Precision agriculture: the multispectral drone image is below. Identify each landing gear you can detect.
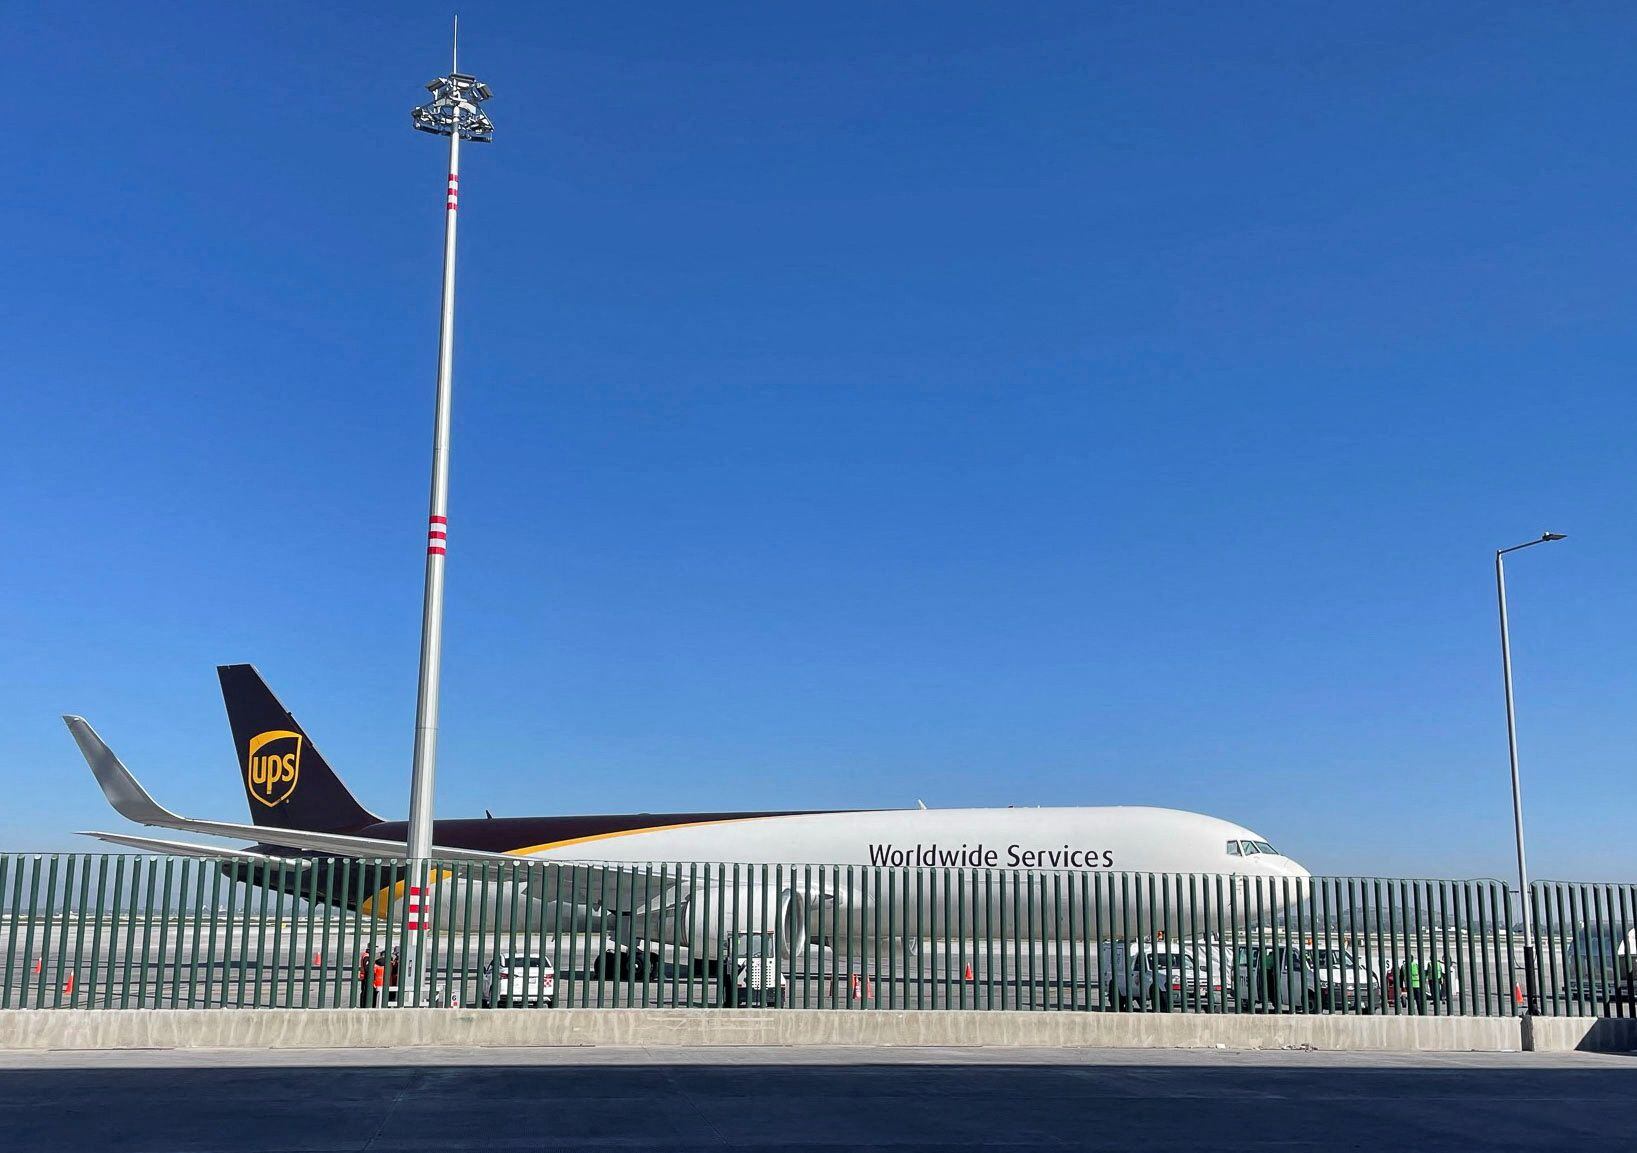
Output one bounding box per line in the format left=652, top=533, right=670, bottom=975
left=594, top=949, right=647, bottom=979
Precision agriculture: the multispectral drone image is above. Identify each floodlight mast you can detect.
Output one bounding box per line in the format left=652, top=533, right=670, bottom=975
left=402, top=25, right=494, bottom=1005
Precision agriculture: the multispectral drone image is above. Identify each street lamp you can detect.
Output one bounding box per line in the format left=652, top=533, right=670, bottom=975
left=1495, top=531, right=1566, bottom=1015
left=401, top=23, right=495, bottom=1004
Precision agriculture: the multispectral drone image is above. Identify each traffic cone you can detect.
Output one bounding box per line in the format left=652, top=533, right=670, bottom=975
left=62, top=974, right=75, bottom=997
left=1513, top=983, right=1525, bottom=1008
left=312, top=951, right=323, bottom=966
left=963, top=963, right=974, bottom=982
left=850, top=973, right=862, bottom=1001
left=31, top=958, right=41, bottom=975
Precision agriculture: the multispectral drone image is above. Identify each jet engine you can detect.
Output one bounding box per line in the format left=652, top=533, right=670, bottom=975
left=652, top=882, right=809, bottom=965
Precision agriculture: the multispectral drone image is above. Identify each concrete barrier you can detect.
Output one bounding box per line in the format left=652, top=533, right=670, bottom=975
left=0, top=1008, right=1522, bottom=1053
left=1522, top=1015, right=1637, bottom=1054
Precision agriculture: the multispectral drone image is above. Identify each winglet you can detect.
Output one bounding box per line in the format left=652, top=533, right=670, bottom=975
left=61, top=714, right=511, bottom=864
left=62, top=716, right=181, bottom=827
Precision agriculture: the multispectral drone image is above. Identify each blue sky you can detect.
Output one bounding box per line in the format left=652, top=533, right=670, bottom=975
left=4, top=3, right=1633, bottom=879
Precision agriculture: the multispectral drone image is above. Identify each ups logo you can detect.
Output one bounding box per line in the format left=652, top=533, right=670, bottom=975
left=246, top=729, right=302, bottom=807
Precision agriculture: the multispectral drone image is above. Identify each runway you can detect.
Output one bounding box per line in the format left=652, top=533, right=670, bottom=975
left=0, top=1045, right=1628, bottom=1151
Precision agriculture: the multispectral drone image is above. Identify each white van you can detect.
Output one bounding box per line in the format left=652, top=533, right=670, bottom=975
left=1184, top=938, right=1241, bottom=1007
left=1241, top=945, right=1383, bottom=1013
left=1099, top=940, right=1224, bottom=1011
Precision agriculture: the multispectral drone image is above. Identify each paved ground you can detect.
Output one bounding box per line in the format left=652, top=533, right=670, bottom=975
left=0, top=1045, right=1629, bottom=1151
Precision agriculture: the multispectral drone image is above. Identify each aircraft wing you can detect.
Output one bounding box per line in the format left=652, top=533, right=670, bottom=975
left=77, top=830, right=289, bottom=861
left=522, top=860, right=690, bottom=911
left=65, top=716, right=795, bottom=931
left=64, top=716, right=516, bottom=865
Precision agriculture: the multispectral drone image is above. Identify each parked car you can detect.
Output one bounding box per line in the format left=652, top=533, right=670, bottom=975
left=1100, top=940, right=1226, bottom=1011
left=719, top=932, right=787, bottom=1007
left=480, top=954, right=556, bottom=1008
left=1561, top=926, right=1637, bottom=1006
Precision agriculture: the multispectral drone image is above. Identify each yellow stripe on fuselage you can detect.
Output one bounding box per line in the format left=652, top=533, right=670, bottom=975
left=360, top=868, right=453, bottom=920
left=501, top=815, right=778, bottom=859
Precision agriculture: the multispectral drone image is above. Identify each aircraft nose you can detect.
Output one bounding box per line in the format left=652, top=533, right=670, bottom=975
left=1243, top=847, right=1306, bottom=877
left=1252, top=856, right=1312, bottom=904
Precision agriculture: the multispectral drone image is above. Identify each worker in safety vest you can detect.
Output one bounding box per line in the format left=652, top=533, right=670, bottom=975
left=1404, top=959, right=1425, bottom=1015
left=1422, top=958, right=1446, bottom=1011
left=357, top=945, right=374, bottom=1008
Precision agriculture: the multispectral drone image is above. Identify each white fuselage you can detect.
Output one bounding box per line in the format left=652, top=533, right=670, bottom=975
left=417, top=806, right=1311, bottom=948
left=514, top=805, right=1308, bottom=882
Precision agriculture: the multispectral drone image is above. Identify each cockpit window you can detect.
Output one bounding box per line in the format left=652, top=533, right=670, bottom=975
left=1240, top=840, right=1260, bottom=855
left=1226, top=840, right=1242, bottom=857
left=1253, top=841, right=1277, bottom=856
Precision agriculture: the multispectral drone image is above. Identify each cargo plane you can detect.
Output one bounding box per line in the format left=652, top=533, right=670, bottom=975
left=66, top=665, right=1311, bottom=964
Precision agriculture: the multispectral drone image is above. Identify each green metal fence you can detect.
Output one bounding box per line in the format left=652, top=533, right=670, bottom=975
left=1530, top=880, right=1637, bottom=1018
left=0, top=853, right=1629, bottom=1017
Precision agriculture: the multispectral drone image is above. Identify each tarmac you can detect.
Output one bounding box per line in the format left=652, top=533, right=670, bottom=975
left=0, top=1044, right=1630, bottom=1152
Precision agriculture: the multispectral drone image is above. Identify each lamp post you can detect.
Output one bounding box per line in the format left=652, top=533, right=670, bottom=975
left=1495, top=531, right=1566, bottom=1016
left=401, top=26, right=494, bottom=1004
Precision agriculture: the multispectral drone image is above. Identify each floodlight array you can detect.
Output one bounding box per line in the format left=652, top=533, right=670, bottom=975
left=412, top=73, right=495, bottom=142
